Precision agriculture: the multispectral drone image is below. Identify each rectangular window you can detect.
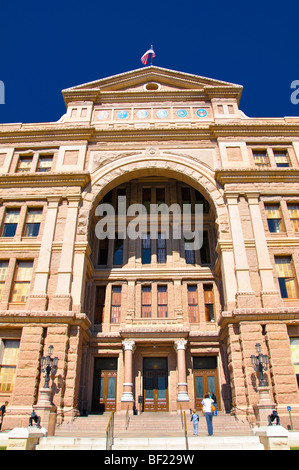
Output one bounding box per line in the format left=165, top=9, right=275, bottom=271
left=116, top=188, right=126, bottom=214
left=142, top=286, right=151, bottom=318
left=185, top=238, right=195, bottom=264
left=156, top=188, right=165, bottom=206
left=111, top=286, right=121, bottom=323
left=2, top=209, right=20, bottom=237
left=11, top=261, right=33, bottom=303
left=275, top=256, right=298, bottom=299
left=181, top=187, right=191, bottom=208
left=142, top=188, right=151, bottom=214
left=157, top=233, right=166, bottom=264
left=157, top=286, right=167, bottom=318
left=113, top=234, right=123, bottom=265
left=288, top=204, right=299, bottom=233
left=0, top=340, right=20, bottom=393
left=204, top=285, right=215, bottom=322
left=94, top=286, right=106, bottom=325
left=142, top=233, right=151, bottom=264
left=265, top=204, right=283, bottom=233
left=195, top=190, right=210, bottom=213
left=187, top=285, right=199, bottom=323
left=274, top=150, right=290, bottom=168
left=0, top=261, right=8, bottom=301
left=98, top=238, right=108, bottom=265
left=16, top=156, right=32, bottom=173
left=37, top=155, right=53, bottom=172
left=253, top=150, right=270, bottom=168
left=200, top=231, right=211, bottom=264
left=24, top=209, right=42, bottom=237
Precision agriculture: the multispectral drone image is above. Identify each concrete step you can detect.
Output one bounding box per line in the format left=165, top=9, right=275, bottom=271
left=36, top=435, right=264, bottom=451
left=36, top=436, right=106, bottom=450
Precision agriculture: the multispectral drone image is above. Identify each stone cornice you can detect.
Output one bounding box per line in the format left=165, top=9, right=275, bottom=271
left=218, top=307, right=299, bottom=329
left=0, top=171, right=91, bottom=189
left=0, top=310, right=91, bottom=330
left=0, top=124, right=93, bottom=144
left=215, top=168, right=299, bottom=185
left=211, top=121, right=299, bottom=137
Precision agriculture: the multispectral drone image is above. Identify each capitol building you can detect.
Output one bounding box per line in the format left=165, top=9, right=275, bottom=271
left=0, top=66, right=298, bottom=430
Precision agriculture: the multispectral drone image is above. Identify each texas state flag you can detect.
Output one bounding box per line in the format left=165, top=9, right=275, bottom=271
left=141, top=47, right=156, bottom=65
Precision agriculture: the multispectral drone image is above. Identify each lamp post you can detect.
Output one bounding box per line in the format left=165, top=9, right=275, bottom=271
left=41, top=345, right=58, bottom=389
left=250, top=343, right=269, bottom=387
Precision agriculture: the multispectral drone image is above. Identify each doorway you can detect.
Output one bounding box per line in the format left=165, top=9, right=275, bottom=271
left=143, top=357, right=169, bottom=412
left=92, top=357, right=117, bottom=413
left=193, top=356, right=221, bottom=411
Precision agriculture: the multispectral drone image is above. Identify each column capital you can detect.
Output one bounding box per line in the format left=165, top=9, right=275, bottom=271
left=174, top=339, right=187, bottom=352
left=122, top=340, right=136, bottom=352
left=246, top=192, right=260, bottom=204
left=46, top=196, right=62, bottom=207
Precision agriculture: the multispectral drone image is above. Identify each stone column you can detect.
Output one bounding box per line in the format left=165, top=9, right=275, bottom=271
left=247, top=193, right=282, bottom=308
left=3, top=326, right=44, bottom=430
left=265, top=323, right=299, bottom=407
left=226, top=194, right=256, bottom=308
left=49, top=195, right=80, bottom=311
left=27, top=197, right=61, bottom=310
left=121, top=340, right=136, bottom=410
left=174, top=339, right=190, bottom=408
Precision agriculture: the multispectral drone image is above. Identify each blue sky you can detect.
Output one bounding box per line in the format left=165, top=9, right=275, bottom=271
left=0, top=0, right=299, bottom=123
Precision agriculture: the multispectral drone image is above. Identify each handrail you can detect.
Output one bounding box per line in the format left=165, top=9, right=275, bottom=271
left=183, top=411, right=189, bottom=451
left=179, top=406, right=189, bottom=450
left=230, top=406, right=256, bottom=427
left=56, top=404, right=79, bottom=427
left=106, top=411, right=115, bottom=450
left=125, top=405, right=130, bottom=430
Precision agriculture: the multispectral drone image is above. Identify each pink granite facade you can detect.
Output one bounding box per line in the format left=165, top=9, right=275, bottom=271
left=0, top=67, right=298, bottom=429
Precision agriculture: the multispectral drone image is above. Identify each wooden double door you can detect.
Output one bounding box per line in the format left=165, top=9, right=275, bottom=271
left=143, top=358, right=169, bottom=412
left=194, top=369, right=220, bottom=411
left=92, top=358, right=117, bottom=413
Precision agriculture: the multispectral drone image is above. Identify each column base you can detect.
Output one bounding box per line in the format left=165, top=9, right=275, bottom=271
left=121, top=392, right=134, bottom=402
left=26, top=293, right=48, bottom=311
left=236, top=291, right=257, bottom=308
left=177, top=392, right=190, bottom=402
left=48, top=294, right=72, bottom=311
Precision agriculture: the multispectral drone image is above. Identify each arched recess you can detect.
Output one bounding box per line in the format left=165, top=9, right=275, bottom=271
left=79, top=153, right=229, bottom=239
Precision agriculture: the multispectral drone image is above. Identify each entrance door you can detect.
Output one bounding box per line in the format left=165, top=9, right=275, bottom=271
left=143, top=358, right=168, bottom=412
left=193, top=357, right=220, bottom=411
left=92, top=358, right=117, bottom=413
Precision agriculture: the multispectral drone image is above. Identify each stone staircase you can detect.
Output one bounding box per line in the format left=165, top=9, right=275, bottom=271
left=36, top=411, right=264, bottom=450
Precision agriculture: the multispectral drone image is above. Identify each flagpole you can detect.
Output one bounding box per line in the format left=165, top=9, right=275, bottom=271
left=150, top=45, right=153, bottom=65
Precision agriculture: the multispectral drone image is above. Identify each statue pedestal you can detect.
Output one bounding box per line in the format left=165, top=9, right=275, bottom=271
left=7, top=426, right=47, bottom=451
left=254, top=425, right=290, bottom=450
left=253, top=386, right=275, bottom=427
left=33, top=388, right=57, bottom=436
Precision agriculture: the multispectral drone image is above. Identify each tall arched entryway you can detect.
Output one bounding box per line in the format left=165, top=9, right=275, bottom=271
left=78, top=157, right=231, bottom=413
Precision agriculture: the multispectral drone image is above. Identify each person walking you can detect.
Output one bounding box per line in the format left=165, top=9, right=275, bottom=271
left=0, top=401, right=8, bottom=431
left=190, top=409, right=199, bottom=436
left=202, top=393, right=214, bottom=436
left=211, top=393, right=217, bottom=416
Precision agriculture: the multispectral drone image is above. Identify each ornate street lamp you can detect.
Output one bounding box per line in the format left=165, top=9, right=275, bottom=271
left=250, top=343, right=269, bottom=387
left=41, top=345, right=59, bottom=389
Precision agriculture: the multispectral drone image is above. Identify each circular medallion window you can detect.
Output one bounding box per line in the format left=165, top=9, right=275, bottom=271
left=144, top=82, right=160, bottom=91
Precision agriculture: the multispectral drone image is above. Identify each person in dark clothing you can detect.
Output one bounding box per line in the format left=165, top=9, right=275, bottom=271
left=29, top=411, right=41, bottom=428
left=0, top=401, right=8, bottom=431
left=268, top=410, right=280, bottom=426
left=211, top=393, right=217, bottom=416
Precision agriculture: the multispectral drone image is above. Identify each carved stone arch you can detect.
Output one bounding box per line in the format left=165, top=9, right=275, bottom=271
left=79, top=154, right=229, bottom=238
